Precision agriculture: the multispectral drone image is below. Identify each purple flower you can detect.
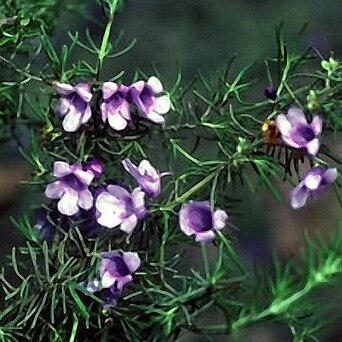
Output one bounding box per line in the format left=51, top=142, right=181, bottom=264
left=275, top=107, right=322, bottom=155
left=128, top=76, right=171, bottom=124
left=121, top=158, right=169, bottom=198
left=95, top=185, right=146, bottom=233
left=84, top=157, right=103, bottom=180
left=45, top=161, right=95, bottom=216
left=55, top=82, right=93, bottom=132
left=179, top=201, right=228, bottom=242
left=85, top=250, right=141, bottom=305
left=100, top=82, right=131, bottom=130
left=291, top=166, right=338, bottom=209
left=264, top=85, right=277, bottom=100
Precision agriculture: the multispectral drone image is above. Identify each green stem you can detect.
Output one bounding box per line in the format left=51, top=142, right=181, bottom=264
left=97, top=0, right=118, bottom=75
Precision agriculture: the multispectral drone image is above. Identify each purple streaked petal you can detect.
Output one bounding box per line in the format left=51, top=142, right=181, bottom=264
left=74, top=83, right=92, bottom=102
left=102, top=82, right=118, bottom=100
left=57, top=189, right=79, bottom=216
left=45, top=181, right=65, bottom=199
left=73, top=168, right=94, bottom=186
left=195, top=230, right=216, bottom=242
left=53, top=161, right=71, bottom=178
left=290, top=185, right=309, bottom=209
left=122, top=252, right=141, bottom=273
left=107, top=185, right=131, bottom=201
left=323, top=168, right=338, bottom=183
left=286, top=107, right=307, bottom=126
left=78, top=189, right=93, bottom=210
left=120, top=214, right=138, bottom=233
left=122, top=158, right=140, bottom=179
left=116, top=275, right=133, bottom=291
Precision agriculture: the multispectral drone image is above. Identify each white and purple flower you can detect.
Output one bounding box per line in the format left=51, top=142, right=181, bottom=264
left=122, top=158, right=169, bottom=198
left=45, top=161, right=95, bottom=216
left=95, top=185, right=146, bottom=233
left=275, top=107, right=322, bottom=155
left=55, top=82, right=93, bottom=132
left=100, top=82, right=131, bottom=130
left=128, top=76, right=171, bottom=124
left=179, top=201, right=228, bottom=242
left=291, top=166, right=338, bottom=209
left=85, top=250, right=141, bottom=307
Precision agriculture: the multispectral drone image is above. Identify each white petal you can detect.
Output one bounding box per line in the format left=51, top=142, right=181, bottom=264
left=78, top=189, right=93, bottom=210
left=62, top=111, right=82, bottom=132
left=58, top=190, right=79, bottom=216
left=146, top=111, right=165, bottom=124
left=55, top=82, right=73, bottom=94
left=75, top=84, right=92, bottom=102
left=291, top=186, right=309, bottom=209
left=102, top=82, right=118, bottom=100
left=97, top=212, right=122, bottom=228
left=120, top=215, right=138, bottom=233
left=304, top=174, right=322, bottom=190
left=101, top=271, right=116, bottom=288
left=147, top=76, right=163, bottom=93
left=139, top=160, right=158, bottom=178
left=286, top=107, right=307, bottom=125
left=95, top=192, right=118, bottom=213
left=132, top=188, right=145, bottom=209
left=195, top=231, right=215, bottom=242
left=275, top=114, right=292, bottom=135
left=154, top=95, right=171, bottom=114
left=306, top=138, right=320, bottom=155
left=81, top=106, right=92, bottom=125
left=213, top=209, right=228, bottom=230
left=311, top=115, right=323, bottom=135
left=108, top=111, right=128, bottom=131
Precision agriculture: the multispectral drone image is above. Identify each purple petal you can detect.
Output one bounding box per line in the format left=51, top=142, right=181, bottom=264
left=45, top=181, right=65, bottom=199
left=311, top=115, right=323, bottom=135
left=102, top=82, right=118, bottom=100
left=122, top=252, right=141, bottom=273
left=286, top=107, right=307, bottom=126
left=53, top=161, right=71, bottom=178
left=78, top=189, right=93, bottom=210
left=275, top=114, right=292, bottom=136
left=213, top=209, right=228, bottom=230
left=323, top=168, right=338, bottom=183
left=120, top=214, right=138, bottom=233
left=290, top=185, right=309, bottom=209
left=116, top=275, right=133, bottom=291
left=195, top=230, right=216, bottom=242
left=107, top=185, right=131, bottom=201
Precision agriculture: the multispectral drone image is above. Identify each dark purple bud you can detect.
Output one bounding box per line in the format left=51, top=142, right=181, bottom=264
left=264, top=86, right=277, bottom=100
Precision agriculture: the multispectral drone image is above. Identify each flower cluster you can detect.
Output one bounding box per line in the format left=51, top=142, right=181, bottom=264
left=275, top=107, right=338, bottom=208
left=55, top=77, right=171, bottom=132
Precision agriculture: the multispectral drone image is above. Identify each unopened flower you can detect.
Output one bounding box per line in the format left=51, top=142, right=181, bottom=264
left=84, top=157, right=103, bottom=180
left=45, top=161, right=94, bottom=216
left=84, top=251, right=141, bottom=307
left=55, top=82, right=93, bottom=132
left=264, top=85, right=277, bottom=100
left=291, top=166, right=338, bottom=209
left=101, top=82, right=131, bottom=130
left=122, top=158, right=169, bottom=198
left=275, top=107, right=322, bottom=155
left=95, top=185, right=146, bottom=233
left=179, top=201, right=228, bottom=242
left=128, top=76, right=171, bottom=124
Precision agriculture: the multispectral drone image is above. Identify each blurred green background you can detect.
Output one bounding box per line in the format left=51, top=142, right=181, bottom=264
left=1, top=0, right=342, bottom=340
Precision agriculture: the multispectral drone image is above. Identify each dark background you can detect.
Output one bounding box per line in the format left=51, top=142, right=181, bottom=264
left=1, top=1, right=342, bottom=340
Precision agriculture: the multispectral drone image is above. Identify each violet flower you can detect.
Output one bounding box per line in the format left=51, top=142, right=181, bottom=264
left=121, top=158, right=169, bottom=198
left=179, top=201, right=228, bottom=242
left=275, top=107, right=322, bottom=155
left=291, top=166, right=338, bottom=209
left=45, top=161, right=94, bottom=216
left=128, top=76, right=171, bottom=124
left=95, top=185, right=146, bottom=233
left=85, top=250, right=141, bottom=295
left=55, top=82, right=93, bottom=132
left=100, top=82, right=131, bottom=130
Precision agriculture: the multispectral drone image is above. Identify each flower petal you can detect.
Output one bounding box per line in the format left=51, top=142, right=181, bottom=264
left=275, top=114, right=292, bottom=136
left=195, top=230, right=215, bottom=242
left=323, top=168, right=338, bottom=183
left=290, top=185, right=309, bottom=209
left=311, top=115, right=323, bottom=135
left=101, top=271, right=116, bottom=288
left=213, top=209, right=228, bottom=230
left=58, top=190, right=79, bottom=216
left=108, top=111, right=129, bottom=130
left=102, top=82, right=118, bottom=100
left=120, top=215, right=138, bottom=233
left=45, top=181, right=65, bottom=199
left=78, top=189, right=93, bottom=210
left=53, top=161, right=71, bottom=177
left=147, top=76, right=163, bottom=93
left=154, top=95, right=171, bottom=114
left=62, top=111, right=82, bottom=132
left=304, top=174, right=322, bottom=190
left=123, top=252, right=141, bottom=273
left=306, top=138, right=320, bottom=155
left=97, top=212, right=122, bottom=228
left=286, top=107, right=307, bottom=125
